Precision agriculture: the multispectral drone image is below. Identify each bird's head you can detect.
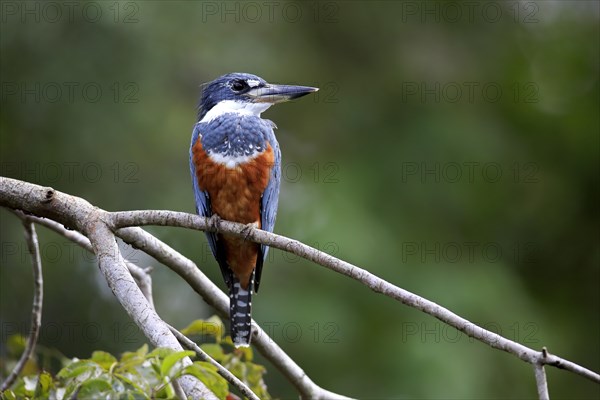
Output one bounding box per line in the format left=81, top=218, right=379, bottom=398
left=198, top=72, right=318, bottom=122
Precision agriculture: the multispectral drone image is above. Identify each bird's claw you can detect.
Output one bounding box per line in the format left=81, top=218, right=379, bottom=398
left=241, top=222, right=257, bottom=241
left=208, top=214, right=221, bottom=231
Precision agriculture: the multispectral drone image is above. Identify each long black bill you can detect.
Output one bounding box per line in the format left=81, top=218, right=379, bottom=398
left=248, top=84, right=319, bottom=103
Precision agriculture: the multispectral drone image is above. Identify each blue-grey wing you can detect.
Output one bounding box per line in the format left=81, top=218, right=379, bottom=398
left=255, top=134, right=281, bottom=292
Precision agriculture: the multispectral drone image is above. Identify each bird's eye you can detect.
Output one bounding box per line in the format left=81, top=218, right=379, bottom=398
left=231, top=80, right=247, bottom=92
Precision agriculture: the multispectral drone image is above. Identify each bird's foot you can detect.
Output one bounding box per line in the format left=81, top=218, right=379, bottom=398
left=208, top=214, right=222, bottom=232
left=241, top=222, right=258, bottom=241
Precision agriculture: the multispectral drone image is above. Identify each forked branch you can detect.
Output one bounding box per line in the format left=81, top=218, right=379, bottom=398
left=110, top=209, right=600, bottom=386
left=1, top=177, right=598, bottom=400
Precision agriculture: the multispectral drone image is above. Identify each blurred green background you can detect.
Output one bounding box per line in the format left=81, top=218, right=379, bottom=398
left=1, top=1, right=599, bottom=398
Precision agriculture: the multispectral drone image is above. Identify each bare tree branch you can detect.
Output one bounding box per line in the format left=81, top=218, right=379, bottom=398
left=171, top=380, right=187, bottom=400
left=1, top=217, right=43, bottom=391
left=0, top=179, right=216, bottom=399
left=0, top=178, right=347, bottom=399
left=534, top=363, right=550, bottom=400
left=4, top=211, right=260, bottom=399
left=108, top=209, right=600, bottom=385
left=167, top=324, right=260, bottom=400
left=25, top=215, right=156, bottom=309
left=84, top=220, right=216, bottom=399
left=14, top=213, right=344, bottom=399
left=115, top=226, right=353, bottom=399
left=539, top=349, right=600, bottom=383
left=534, top=347, right=550, bottom=399
left=1, top=177, right=599, bottom=398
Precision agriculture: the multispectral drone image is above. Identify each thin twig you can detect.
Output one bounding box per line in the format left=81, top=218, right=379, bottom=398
left=26, top=218, right=181, bottom=398
left=20, top=213, right=345, bottom=398
left=116, top=226, right=352, bottom=400
left=0, top=181, right=217, bottom=400
left=1, top=178, right=598, bottom=398
left=24, top=215, right=155, bottom=310
left=108, top=209, right=600, bottom=385
left=171, top=380, right=187, bottom=400
left=85, top=220, right=217, bottom=400
left=1, top=218, right=44, bottom=391
left=167, top=324, right=261, bottom=400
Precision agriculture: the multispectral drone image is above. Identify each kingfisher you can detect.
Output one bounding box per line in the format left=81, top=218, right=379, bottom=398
left=189, top=73, right=318, bottom=347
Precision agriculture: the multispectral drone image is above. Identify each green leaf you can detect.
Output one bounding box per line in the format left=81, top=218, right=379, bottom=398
left=34, top=371, right=53, bottom=397
left=147, top=347, right=174, bottom=359
left=1, top=390, right=17, bottom=400
left=0, top=390, right=17, bottom=400
left=245, top=362, right=266, bottom=383
left=121, top=343, right=149, bottom=363
left=56, top=360, right=100, bottom=379
left=10, top=378, right=32, bottom=397
left=153, top=378, right=176, bottom=399
left=119, top=344, right=149, bottom=372
left=6, top=334, right=26, bottom=356
left=245, top=362, right=270, bottom=399
left=150, top=360, right=162, bottom=377
left=181, top=316, right=225, bottom=342
left=160, top=350, right=195, bottom=378
left=113, top=373, right=150, bottom=398
left=77, top=378, right=113, bottom=397
left=0, top=339, right=272, bottom=399
left=200, top=343, right=225, bottom=362
left=222, top=335, right=234, bottom=347
left=91, top=350, right=118, bottom=370
left=235, top=345, right=253, bottom=362
left=228, top=359, right=245, bottom=382
left=182, top=362, right=228, bottom=399
left=205, top=315, right=225, bottom=341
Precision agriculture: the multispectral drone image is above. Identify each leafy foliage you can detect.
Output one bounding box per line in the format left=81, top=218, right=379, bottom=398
left=181, top=315, right=271, bottom=399
left=1, top=316, right=270, bottom=399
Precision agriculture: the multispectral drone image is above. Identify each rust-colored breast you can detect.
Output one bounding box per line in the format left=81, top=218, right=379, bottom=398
left=192, top=138, right=275, bottom=288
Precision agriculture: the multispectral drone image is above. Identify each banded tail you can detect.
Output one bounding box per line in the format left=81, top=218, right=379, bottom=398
left=230, top=276, right=253, bottom=347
